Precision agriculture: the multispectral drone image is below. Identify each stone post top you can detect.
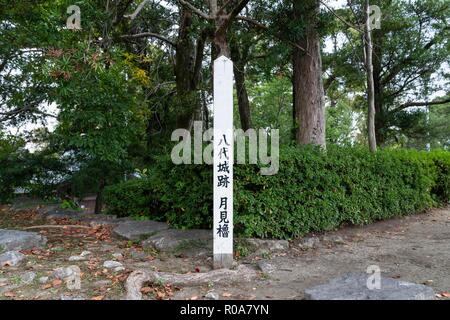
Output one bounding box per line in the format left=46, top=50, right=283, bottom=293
left=214, top=55, right=232, bottom=63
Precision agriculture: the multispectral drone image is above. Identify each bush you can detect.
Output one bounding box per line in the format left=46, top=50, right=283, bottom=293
left=104, top=146, right=450, bottom=239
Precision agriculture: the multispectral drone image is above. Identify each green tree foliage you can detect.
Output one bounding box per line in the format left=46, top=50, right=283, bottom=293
left=324, top=0, right=450, bottom=146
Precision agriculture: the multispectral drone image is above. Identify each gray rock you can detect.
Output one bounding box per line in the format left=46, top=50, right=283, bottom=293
left=54, top=265, right=81, bottom=290
left=103, top=260, right=124, bottom=272
left=36, top=204, right=59, bottom=216
left=0, top=277, right=8, bottom=285
left=257, top=261, right=276, bottom=274
left=68, top=255, right=86, bottom=262
left=142, top=229, right=211, bottom=252
left=242, top=238, right=289, bottom=255
left=60, top=294, right=86, bottom=300
left=130, top=249, right=148, bottom=261
left=80, top=250, right=92, bottom=257
left=298, top=236, right=320, bottom=250
left=68, top=250, right=92, bottom=261
left=205, top=291, right=219, bottom=300
left=89, top=220, right=117, bottom=227
left=20, top=271, right=36, bottom=284
left=322, top=235, right=345, bottom=244
left=39, top=276, right=49, bottom=284
left=0, top=229, right=47, bottom=251
left=0, top=251, right=25, bottom=267
left=113, top=220, right=169, bottom=240
left=304, top=273, right=435, bottom=300
left=53, top=265, right=80, bottom=279
left=45, top=209, right=83, bottom=219
left=112, top=252, right=124, bottom=260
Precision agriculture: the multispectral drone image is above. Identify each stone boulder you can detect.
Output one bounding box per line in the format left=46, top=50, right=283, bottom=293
left=142, top=229, right=211, bottom=252
left=240, top=238, right=289, bottom=256
left=304, top=273, right=435, bottom=300
left=0, top=229, right=47, bottom=251
left=0, top=251, right=25, bottom=267
left=113, top=220, right=169, bottom=240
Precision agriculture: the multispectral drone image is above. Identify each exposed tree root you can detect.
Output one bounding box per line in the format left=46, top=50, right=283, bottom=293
left=23, top=225, right=91, bottom=230
left=125, top=264, right=257, bottom=300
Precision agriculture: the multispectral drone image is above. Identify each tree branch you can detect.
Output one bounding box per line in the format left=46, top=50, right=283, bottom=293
left=382, top=27, right=450, bottom=86
left=229, top=0, right=251, bottom=21
left=178, top=0, right=212, bottom=20
left=392, top=97, right=450, bottom=113
left=124, top=0, right=150, bottom=20
left=218, top=0, right=233, bottom=15
left=120, top=32, right=176, bottom=47
left=236, top=16, right=267, bottom=29
left=319, top=0, right=364, bottom=33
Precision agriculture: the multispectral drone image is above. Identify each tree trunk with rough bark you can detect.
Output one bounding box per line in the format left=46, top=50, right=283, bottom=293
left=364, top=0, right=377, bottom=152
left=292, top=0, right=326, bottom=148
left=94, top=178, right=105, bottom=214
left=372, top=29, right=385, bottom=147
left=231, top=40, right=252, bottom=130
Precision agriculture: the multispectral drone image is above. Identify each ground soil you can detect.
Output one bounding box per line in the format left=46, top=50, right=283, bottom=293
left=0, top=203, right=449, bottom=300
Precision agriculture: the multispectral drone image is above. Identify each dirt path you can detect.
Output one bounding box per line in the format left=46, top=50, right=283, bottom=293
left=235, top=206, right=450, bottom=300
left=0, top=205, right=449, bottom=300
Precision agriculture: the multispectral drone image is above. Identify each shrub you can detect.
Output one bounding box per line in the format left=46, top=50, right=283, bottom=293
left=104, top=146, right=450, bottom=239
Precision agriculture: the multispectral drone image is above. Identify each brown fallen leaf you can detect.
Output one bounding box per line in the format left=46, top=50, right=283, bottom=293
left=92, top=295, right=105, bottom=300
left=222, top=292, right=232, bottom=297
left=4, top=291, right=16, bottom=298
left=440, top=292, right=450, bottom=298
left=52, top=279, right=63, bottom=287
left=41, top=283, right=52, bottom=290
left=156, top=291, right=165, bottom=300
left=140, top=287, right=153, bottom=294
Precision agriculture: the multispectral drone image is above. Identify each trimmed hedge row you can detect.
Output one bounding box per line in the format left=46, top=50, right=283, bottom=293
left=103, top=146, right=449, bottom=239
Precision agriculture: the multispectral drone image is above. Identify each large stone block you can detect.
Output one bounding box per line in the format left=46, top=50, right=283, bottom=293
left=305, top=273, right=435, bottom=300
left=113, top=220, right=169, bottom=240
left=0, top=229, right=47, bottom=251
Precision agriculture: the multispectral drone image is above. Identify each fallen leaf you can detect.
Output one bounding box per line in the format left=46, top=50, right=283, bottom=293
left=41, top=283, right=52, bottom=290
left=92, top=295, right=105, bottom=300
left=52, top=279, right=63, bottom=287
left=4, top=291, right=16, bottom=298
left=195, top=267, right=200, bottom=273
left=222, top=292, right=232, bottom=297
left=440, top=292, right=450, bottom=298
left=156, top=291, right=165, bottom=300
left=190, top=296, right=198, bottom=300
left=140, top=287, right=152, bottom=294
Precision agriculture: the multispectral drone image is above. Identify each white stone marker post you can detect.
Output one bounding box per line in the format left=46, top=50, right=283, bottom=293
left=213, top=55, right=234, bottom=269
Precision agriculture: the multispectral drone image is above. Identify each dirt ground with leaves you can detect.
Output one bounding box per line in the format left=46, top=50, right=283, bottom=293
left=0, top=202, right=449, bottom=300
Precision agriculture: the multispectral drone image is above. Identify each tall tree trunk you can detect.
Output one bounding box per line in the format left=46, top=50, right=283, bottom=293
left=213, top=25, right=231, bottom=58
left=364, top=0, right=377, bottom=152
left=292, top=0, right=326, bottom=147
left=175, top=8, right=196, bottom=130
left=372, top=30, right=385, bottom=146
left=94, top=178, right=105, bottom=214
left=230, top=41, right=252, bottom=131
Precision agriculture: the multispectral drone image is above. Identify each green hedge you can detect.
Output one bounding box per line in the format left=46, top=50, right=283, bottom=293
left=104, top=146, right=450, bottom=239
